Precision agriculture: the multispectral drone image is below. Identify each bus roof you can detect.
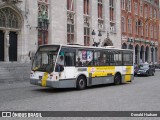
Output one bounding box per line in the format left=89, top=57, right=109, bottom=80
left=39, top=44, right=134, bottom=52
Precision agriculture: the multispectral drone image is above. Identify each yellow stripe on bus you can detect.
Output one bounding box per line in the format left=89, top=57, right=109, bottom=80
left=42, top=72, right=49, bottom=87
left=125, top=66, right=132, bottom=82
left=88, top=66, right=115, bottom=77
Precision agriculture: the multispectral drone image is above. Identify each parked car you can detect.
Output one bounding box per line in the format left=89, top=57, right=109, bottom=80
left=155, top=64, right=160, bottom=69
left=137, top=63, right=155, bottom=76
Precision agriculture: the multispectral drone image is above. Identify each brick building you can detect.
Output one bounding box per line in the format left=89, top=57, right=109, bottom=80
left=0, top=0, right=121, bottom=63
left=121, top=0, right=159, bottom=64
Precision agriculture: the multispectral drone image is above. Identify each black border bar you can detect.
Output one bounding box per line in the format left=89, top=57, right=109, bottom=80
left=0, top=111, right=160, bottom=117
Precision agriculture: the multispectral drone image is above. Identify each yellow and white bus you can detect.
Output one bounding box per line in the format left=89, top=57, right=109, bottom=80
left=30, top=44, right=134, bottom=90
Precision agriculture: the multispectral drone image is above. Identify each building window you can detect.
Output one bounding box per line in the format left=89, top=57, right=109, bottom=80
left=154, top=25, right=157, bottom=39
left=128, top=0, right=131, bottom=12
left=98, top=0, right=103, bottom=19
left=0, top=12, right=5, bottom=27
left=110, top=0, right=114, bottom=22
left=38, top=0, right=49, bottom=46
left=135, top=20, right=138, bottom=35
left=140, top=1, right=143, bottom=17
left=67, top=23, right=74, bottom=44
left=154, top=1, right=158, bottom=7
left=67, top=0, right=74, bottom=11
left=38, top=0, right=49, bottom=18
left=134, top=2, right=138, bottom=15
left=150, top=7, right=152, bottom=18
left=110, top=0, right=116, bottom=33
left=121, top=0, right=125, bottom=10
left=84, top=0, right=90, bottom=46
left=84, top=27, right=90, bottom=46
left=145, top=23, right=148, bottom=37
left=122, top=17, right=125, bottom=32
left=150, top=24, right=153, bottom=38
left=84, top=0, right=89, bottom=15
left=98, top=0, right=104, bottom=30
left=0, top=7, right=19, bottom=29
left=38, top=30, right=48, bottom=45
left=141, top=23, right=143, bottom=37
left=153, top=9, right=156, bottom=19
left=145, top=6, right=148, bottom=18
left=128, top=18, right=132, bottom=34
left=67, top=0, right=75, bottom=44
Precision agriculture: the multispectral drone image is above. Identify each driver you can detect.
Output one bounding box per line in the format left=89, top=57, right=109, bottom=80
left=57, top=56, right=64, bottom=66
left=57, top=56, right=64, bottom=72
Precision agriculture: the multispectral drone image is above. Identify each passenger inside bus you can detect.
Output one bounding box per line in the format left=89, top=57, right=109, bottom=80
left=95, top=57, right=101, bottom=66
left=58, top=56, right=64, bottom=65
left=76, top=57, right=82, bottom=66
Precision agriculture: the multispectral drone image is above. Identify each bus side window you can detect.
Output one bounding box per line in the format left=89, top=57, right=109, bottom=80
left=65, top=52, right=75, bottom=66
left=94, top=51, right=106, bottom=66
left=77, top=50, right=93, bottom=67
left=114, top=51, right=122, bottom=66
left=76, top=57, right=82, bottom=66
left=123, top=52, right=133, bottom=66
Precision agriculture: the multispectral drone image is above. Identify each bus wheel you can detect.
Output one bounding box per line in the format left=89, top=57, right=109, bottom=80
left=114, top=74, right=121, bottom=85
left=76, top=76, right=87, bottom=90
left=152, top=71, right=155, bottom=76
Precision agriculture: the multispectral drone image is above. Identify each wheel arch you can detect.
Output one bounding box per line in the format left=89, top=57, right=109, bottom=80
left=76, top=74, right=88, bottom=83
left=76, top=74, right=88, bottom=89
left=114, top=72, right=122, bottom=82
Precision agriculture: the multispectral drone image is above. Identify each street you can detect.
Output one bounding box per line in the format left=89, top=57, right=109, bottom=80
left=0, top=71, right=160, bottom=120
left=0, top=70, right=160, bottom=113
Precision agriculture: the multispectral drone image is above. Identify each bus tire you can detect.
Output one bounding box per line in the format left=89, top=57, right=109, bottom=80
left=76, top=76, right=87, bottom=90
left=152, top=71, right=155, bottom=76
left=114, top=73, right=121, bottom=85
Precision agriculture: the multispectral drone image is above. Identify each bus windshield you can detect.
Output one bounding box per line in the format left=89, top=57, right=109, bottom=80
left=32, top=45, right=60, bottom=73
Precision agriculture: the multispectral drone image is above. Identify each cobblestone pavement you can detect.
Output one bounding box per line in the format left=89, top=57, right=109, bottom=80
left=0, top=70, right=160, bottom=119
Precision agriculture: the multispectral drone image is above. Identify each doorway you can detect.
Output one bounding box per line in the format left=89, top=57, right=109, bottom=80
left=9, top=32, right=17, bottom=61
left=0, top=31, right=4, bottom=61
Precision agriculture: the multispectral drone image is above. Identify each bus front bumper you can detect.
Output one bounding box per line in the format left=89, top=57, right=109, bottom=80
left=30, top=79, right=76, bottom=88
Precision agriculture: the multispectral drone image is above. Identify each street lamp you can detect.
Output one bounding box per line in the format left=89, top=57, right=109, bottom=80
left=150, top=43, right=154, bottom=64
left=38, top=14, right=49, bottom=45
left=92, top=30, right=102, bottom=47
left=91, top=30, right=96, bottom=40
left=98, top=30, right=102, bottom=42
left=127, top=38, right=133, bottom=49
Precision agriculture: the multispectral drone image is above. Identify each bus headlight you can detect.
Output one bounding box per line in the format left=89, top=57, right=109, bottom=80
left=49, top=73, right=59, bottom=81
left=50, top=73, right=53, bottom=79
